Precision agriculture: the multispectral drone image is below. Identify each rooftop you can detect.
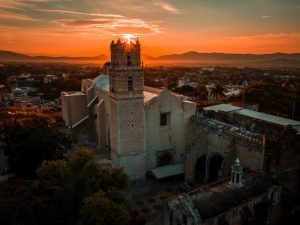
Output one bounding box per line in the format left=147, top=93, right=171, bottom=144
left=204, top=104, right=300, bottom=126
left=236, top=109, right=300, bottom=126
left=189, top=172, right=275, bottom=220
left=144, top=91, right=158, bottom=104
left=203, top=104, right=241, bottom=112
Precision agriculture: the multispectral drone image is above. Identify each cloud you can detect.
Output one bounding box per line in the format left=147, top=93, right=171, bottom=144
left=155, top=2, right=181, bottom=14
left=262, top=15, right=272, bottom=19
left=0, top=0, right=29, bottom=9
left=55, top=19, right=113, bottom=27
left=54, top=18, right=162, bottom=35
left=36, top=9, right=124, bottom=18
left=0, top=10, right=40, bottom=21
left=226, top=32, right=300, bottom=41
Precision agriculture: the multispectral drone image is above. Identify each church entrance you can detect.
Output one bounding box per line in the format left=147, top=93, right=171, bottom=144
left=195, top=155, right=206, bottom=183
left=208, top=154, right=224, bottom=182
left=157, top=152, right=172, bottom=167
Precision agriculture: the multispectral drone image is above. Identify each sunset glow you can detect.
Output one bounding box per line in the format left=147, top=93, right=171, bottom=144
left=0, top=0, right=300, bottom=57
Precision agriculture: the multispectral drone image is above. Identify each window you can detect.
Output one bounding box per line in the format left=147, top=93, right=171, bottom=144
left=236, top=174, right=240, bottom=183
left=127, top=55, right=131, bottom=66
left=160, top=113, right=168, bottom=126
left=128, top=76, right=133, bottom=91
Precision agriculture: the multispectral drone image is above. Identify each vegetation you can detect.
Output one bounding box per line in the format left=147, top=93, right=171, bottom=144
left=210, top=83, right=225, bottom=101
left=0, top=117, right=70, bottom=178
left=229, top=82, right=300, bottom=119
left=0, top=148, right=135, bottom=225
left=40, top=78, right=81, bottom=100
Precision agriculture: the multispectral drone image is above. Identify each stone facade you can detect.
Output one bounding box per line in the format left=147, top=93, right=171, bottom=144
left=61, top=39, right=196, bottom=179
left=185, top=104, right=300, bottom=200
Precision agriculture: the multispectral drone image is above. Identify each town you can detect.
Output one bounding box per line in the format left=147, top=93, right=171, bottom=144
left=0, top=38, right=300, bottom=225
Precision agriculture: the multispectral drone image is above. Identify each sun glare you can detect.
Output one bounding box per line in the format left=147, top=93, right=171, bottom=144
left=123, top=34, right=137, bottom=44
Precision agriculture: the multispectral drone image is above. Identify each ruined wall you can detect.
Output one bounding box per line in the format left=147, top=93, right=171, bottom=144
left=185, top=115, right=264, bottom=184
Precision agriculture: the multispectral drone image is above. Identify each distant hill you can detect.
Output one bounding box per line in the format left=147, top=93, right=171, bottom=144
left=0, top=50, right=108, bottom=62
left=1, top=50, right=300, bottom=67
left=156, top=51, right=300, bottom=65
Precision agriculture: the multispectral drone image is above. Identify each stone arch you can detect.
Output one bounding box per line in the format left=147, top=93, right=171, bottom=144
left=156, top=151, right=173, bottom=167
left=208, top=153, right=224, bottom=182
left=195, top=155, right=206, bottom=184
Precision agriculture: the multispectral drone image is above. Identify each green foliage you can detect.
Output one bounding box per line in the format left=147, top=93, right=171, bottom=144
left=195, top=84, right=208, bottom=100
left=0, top=118, right=69, bottom=178
left=211, top=83, right=225, bottom=100
left=40, top=78, right=81, bottom=100
left=0, top=148, right=131, bottom=225
left=79, top=191, right=130, bottom=225
left=174, top=85, right=196, bottom=96
left=230, top=83, right=300, bottom=119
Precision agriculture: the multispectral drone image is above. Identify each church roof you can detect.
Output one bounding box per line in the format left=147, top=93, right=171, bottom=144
left=236, top=109, right=300, bottom=126
left=188, top=172, right=275, bottom=220
left=203, top=104, right=241, bottom=112
left=93, top=74, right=109, bottom=92
left=144, top=91, right=158, bottom=104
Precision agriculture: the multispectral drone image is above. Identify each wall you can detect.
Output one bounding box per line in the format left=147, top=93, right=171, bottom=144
left=61, top=92, right=87, bottom=127
left=185, top=117, right=264, bottom=184
left=145, top=89, right=196, bottom=170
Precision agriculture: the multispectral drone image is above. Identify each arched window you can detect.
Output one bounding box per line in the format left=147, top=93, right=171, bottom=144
left=128, top=76, right=133, bottom=91
left=127, top=55, right=131, bottom=66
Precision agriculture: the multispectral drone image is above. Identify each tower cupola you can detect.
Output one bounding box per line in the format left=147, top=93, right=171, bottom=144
left=230, top=158, right=244, bottom=188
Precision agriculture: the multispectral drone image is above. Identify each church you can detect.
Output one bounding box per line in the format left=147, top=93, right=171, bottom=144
left=61, top=38, right=196, bottom=179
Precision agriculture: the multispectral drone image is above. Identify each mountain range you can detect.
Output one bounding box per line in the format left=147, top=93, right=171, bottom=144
left=0, top=50, right=107, bottom=62
left=1, top=50, right=300, bottom=67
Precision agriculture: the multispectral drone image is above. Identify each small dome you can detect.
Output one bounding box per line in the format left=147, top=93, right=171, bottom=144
left=93, top=74, right=110, bottom=92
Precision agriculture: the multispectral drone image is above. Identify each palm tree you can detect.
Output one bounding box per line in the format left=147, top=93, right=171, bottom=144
left=211, top=83, right=225, bottom=102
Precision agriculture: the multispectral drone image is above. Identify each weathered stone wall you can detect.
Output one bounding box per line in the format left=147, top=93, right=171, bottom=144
left=185, top=115, right=264, bottom=184
left=145, top=89, right=196, bottom=170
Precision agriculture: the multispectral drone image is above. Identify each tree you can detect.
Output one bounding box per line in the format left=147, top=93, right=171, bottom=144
left=79, top=191, right=130, bottom=225
left=173, top=85, right=196, bottom=97
left=195, top=84, right=208, bottom=101
left=0, top=148, right=132, bottom=225
left=40, top=78, right=81, bottom=100
left=211, top=83, right=225, bottom=101
left=0, top=118, right=70, bottom=178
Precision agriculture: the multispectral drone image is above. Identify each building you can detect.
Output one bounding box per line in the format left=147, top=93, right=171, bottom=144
left=43, top=75, right=58, bottom=84
left=61, top=39, right=196, bottom=179
left=186, top=104, right=300, bottom=198
left=165, top=160, right=282, bottom=225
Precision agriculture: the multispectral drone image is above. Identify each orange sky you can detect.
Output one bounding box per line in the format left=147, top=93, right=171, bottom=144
left=1, top=0, right=300, bottom=57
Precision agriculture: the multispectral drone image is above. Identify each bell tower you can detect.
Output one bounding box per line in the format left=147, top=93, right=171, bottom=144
left=109, top=38, right=146, bottom=179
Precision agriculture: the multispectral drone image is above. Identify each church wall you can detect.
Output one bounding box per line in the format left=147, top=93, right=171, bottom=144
left=95, top=88, right=111, bottom=151
left=185, top=120, right=264, bottom=183
left=61, top=93, right=87, bottom=127
left=110, top=97, right=146, bottom=178
left=145, top=90, right=196, bottom=170
left=185, top=122, right=234, bottom=183
left=118, top=153, right=147, bottom=180
left=236, top=145, right=264, bottom=171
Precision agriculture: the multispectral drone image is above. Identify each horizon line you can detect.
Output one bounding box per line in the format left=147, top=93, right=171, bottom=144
left=1, top=49, right=300, bottom=58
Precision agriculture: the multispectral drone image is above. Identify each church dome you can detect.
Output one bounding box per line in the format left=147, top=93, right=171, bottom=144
left=93, top=74, right=110, bottom=92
